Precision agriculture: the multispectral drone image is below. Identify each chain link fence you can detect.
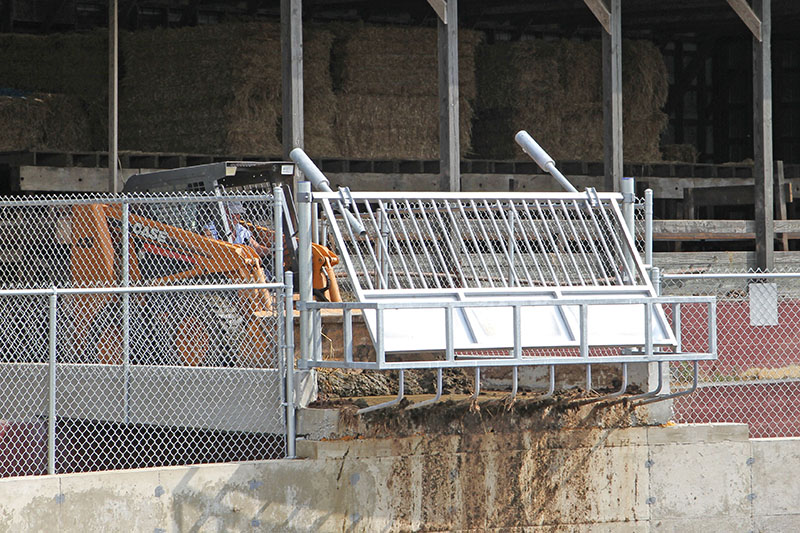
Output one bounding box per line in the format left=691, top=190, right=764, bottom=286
left=0, top=192, right=290, bottom=478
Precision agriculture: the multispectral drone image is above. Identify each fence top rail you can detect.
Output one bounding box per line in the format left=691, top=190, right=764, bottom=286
left=663, top=272, right=800, bottom=280
left=0, top=281, right=286, bottom=298
left=312, top=191, right=623, bottom=201
left=298, top=295, right=715, bottom=311
left=0, top=192, right=275, bottom=208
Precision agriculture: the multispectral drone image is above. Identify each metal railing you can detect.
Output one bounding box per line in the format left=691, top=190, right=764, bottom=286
left=0, top=191, right=294, bottom=477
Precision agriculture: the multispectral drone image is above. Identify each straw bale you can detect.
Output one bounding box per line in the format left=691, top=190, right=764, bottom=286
left=337, top=24, right=481, bottom=102
left=304, top=27, right=339, bottom=157
left=120, top=23, right=284, bottom=156
left=337, top=95, right=473, bottom=159
left=474, top=37, right=668, bottom=162
left=0, top=93, right=91, bottom=152
left=661, top=143, right=699, bottom=163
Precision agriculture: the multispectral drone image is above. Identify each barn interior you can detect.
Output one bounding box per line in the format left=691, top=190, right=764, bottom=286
left=0, top=0, right=798, bottom=268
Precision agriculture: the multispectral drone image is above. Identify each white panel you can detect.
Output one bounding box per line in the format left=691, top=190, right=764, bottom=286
left=749, top=283, right=778, bottom=326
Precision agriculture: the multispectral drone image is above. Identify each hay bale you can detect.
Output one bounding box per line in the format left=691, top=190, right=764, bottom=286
left=0, top=31, right=107, bottom=150
left=0, top=93, right=92, bottom=152
left=474, top=37, right=668, bottom=163
left=120, top=23, right=283, bottom=156
left=305, top=26, right=339, bottom=157
left=661, top=143, right=699, bottom=163
left=334, top=23, right=482, bottom=159
left=338, top=24, right=481, bottom=101
left=337, top=95, right=473, bottom=159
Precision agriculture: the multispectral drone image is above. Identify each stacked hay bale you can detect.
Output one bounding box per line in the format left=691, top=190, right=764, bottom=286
left=334, top=24, right=482, bottom=159
left=120, top=23, right=283, bottom=156
left=474, top=38, right=668, bottom=162
left=0, top=31, right=105, bottom=150
left=304, top=27, right=339, bottom=157
left=0, top=93, right=92, bottom=151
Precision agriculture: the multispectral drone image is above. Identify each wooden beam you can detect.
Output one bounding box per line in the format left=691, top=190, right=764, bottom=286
left=727, top=0, right=763, bottom=41
left=602, top=0, right=622, bottom=192
left=582, top=0, right=611, bottom=34
left=438, top=0, right=460, bottom=192
left=753, top=0, right=773, bottom=270
left=108, top=0, right=119, bottom=193
left=427, top=0, right=447, bottom=24
left=652, top=219, right=800, bottom=241
left=281, top=0, right=304, bottom=166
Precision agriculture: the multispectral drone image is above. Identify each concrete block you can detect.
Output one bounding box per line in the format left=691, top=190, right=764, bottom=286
left=56, top=467, right=168, bottom=532
left=751, top=438, right=800, bottom=517
left=753, top=514, right=800, bottom=533
left=0, top=474, right=60, bottom=531
left=647, top=423, right=749, bottom=445
left=650, top=516, right=752, bottom=532
left=648, top=440, right=751, bottom=520
left=296, top=407, right=341, bottom=440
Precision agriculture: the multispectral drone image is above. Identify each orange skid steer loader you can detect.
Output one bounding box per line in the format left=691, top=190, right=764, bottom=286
left=69, top=161, right=340, bottom=367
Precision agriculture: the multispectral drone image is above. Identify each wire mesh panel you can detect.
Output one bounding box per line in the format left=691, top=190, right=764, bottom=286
left=0, top=192, right=288, bottom=478
left=663, top=272, right=800, bottom=438
left=312, top=191, right=679, bottom=356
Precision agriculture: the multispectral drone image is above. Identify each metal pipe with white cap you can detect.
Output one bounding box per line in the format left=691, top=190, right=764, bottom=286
left=514, top=130, right=579, bottom=193
left=290, top=148, right=367, bottom=236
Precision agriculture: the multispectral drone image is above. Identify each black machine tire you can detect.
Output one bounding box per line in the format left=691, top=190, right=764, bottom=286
left=156, top=291, right=245, bottom=368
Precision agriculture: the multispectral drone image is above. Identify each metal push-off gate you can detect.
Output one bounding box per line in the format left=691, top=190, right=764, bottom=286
left=291, top=150, right=717, bottom=407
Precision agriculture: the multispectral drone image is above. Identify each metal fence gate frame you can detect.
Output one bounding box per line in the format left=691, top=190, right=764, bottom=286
left=0, top=190, right=295, bottom=478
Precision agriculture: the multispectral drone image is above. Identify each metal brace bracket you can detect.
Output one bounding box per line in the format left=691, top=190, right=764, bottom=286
left=297, top=190, right=312, bottom=203
left=622, top=191, right=635, bottom=203
left=586, top=187, right=600, bottom=208
left=337, top=186, right=354, bottom=208
left=427, top=0, right=447, bottom=24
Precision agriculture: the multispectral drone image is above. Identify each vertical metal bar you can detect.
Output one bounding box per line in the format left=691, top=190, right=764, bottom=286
left=47, top=292, right=57, bottom=475
left=645, top=302, right=653, bottom=357
left=297, top=182, right=313, bottom=364
left=343, top=308, right=353, bottom=363
left=709, top=299, right=718, bottom=357
left=445, top=305, right=455, bottom=362
left=513, top=305, right=522, bottom=359
left=586, top=364, right=593, bottom=392
left=672, top=302, right=682, bottom=353
left=645, top=188, right=653, bottom=269
left=108, top=0, right=119, bottom=193
left=274, top=187, right=285, bottom=285
left=376, top=307, right=385, bottom=367
left=472, top=368, right=481, bottom=400
left=579, top=303, right=589, bottom=358
left=311, top=203, right=319, bottom=245
left=284, top=271, right=296, bottom=458
left=121, top=201, right=130, bottom=424
left=622, top=177, right=635, bottom=277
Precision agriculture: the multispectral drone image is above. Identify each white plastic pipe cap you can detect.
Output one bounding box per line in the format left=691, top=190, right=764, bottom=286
left=514, top=130, right=554, bottom=172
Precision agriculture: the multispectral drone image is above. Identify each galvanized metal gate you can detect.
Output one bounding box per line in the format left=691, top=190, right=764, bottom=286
left=297, top=185, right=716, bottom=371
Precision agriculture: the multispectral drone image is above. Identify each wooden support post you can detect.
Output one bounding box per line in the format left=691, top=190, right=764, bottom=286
left=281, top=0, right=304, bottom=175
left=602, top=0, right=623, bottom=192
left=774, top=160, right=789, bottom=251
left=753, top=0, right=774, bottom=270
left=438, top=0, right=460, bottom=192
left=108, top=0, right=119, bottom=193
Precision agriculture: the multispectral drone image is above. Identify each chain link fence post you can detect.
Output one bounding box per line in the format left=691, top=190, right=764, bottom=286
left=47, top=290, right=58, bottom=475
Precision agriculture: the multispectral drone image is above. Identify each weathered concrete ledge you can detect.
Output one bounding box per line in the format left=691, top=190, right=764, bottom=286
left=1, top=423, right=796, bottom=532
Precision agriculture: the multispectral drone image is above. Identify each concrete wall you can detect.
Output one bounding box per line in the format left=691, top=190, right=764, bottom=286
left=0, top=424, right=798, bottom=532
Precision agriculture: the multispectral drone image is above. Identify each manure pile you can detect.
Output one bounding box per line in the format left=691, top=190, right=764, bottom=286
left=0, top=31, right=106, bottom=151
left=334, top=24, right=482, bottom=159
left=474, top=38, right=668, bottom=162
